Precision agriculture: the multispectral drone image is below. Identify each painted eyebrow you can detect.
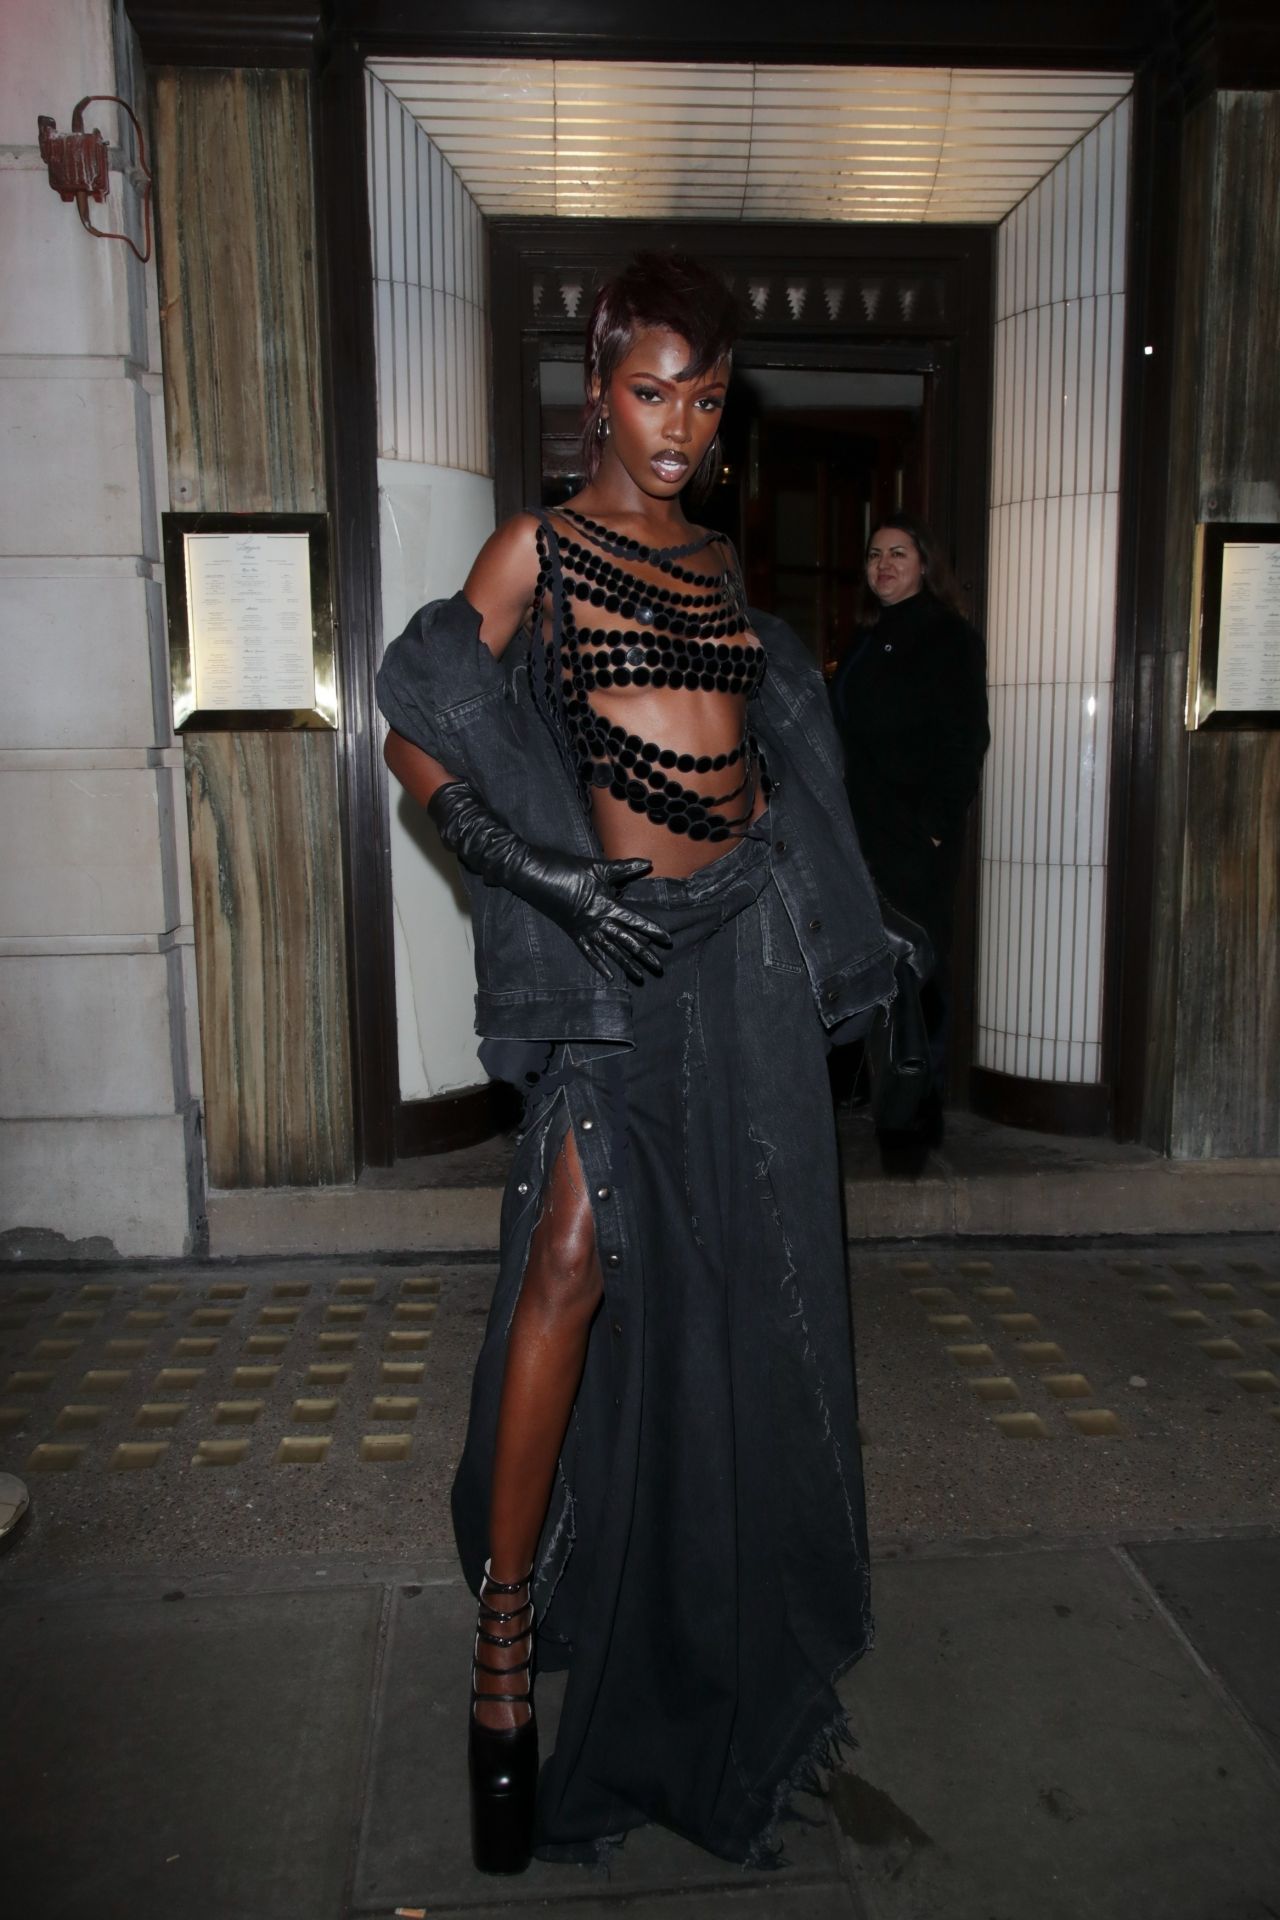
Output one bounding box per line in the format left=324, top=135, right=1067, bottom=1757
left=626, top=369, right=727, bottom=390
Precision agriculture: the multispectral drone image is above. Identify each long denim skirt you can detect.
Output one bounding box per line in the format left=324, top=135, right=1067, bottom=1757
left=452, top=822, right=873, bottom=1866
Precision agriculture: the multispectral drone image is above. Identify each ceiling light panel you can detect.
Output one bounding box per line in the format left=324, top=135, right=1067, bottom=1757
left=369, top=59, right=1132, bottom=223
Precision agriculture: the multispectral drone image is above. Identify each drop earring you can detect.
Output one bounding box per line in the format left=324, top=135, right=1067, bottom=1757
left=596, top=415, right=610, bottom=442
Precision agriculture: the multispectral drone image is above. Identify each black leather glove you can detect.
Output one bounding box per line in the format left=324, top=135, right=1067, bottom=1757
left=427, top=780, right=671, bottom=986
left=878, top=895, right=936, bottom=985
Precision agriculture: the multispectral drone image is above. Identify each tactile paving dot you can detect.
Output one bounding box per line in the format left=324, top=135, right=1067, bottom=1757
left=246, top=1334, right=289, bottom=1354
left=6, top=1371, right=54, bottom=1393
left=1199, top=1338, right=1246, bottom=1360
left=106, top=1339, right=149, bottom=1358
left=337, top=1278, right=376, bottom=1297
left=1168, top=1309, right=1211, bottom=1328
left=146, top=1284, right=181, bottom=1301
left=973, top=1286, right=1017, bottom=1304
left=898, top=1260, right=934, bottom=1277
left=1232, top=1371, right=1280, bottom=1394
left=1263, top=1339, right=1280, bottom=1356
left=272, top=1281, right=310, bottom=1299
left=1142, top=1284, right=1177, bottom=1301
left=911, top=1287, right=957, bottom=1308
left=135, top=1403, right=187, bottom=1428
left=190, top=1308, right=234, bottom=1326
left=992, top=1412, right=1047, bottom=1439
left=1066, top=1410, right=1122, bottom=1436
left=78, top=1285, right=116, bottom=1301
left=29, top=1443, right=86, bottom=1466
left=111, top=1441, right=168, bottom=1471
left=193, top=1439, right=249, bottom=1467
left=326, top=1305, right=367, bottom=1322
left=27, top=1443, right=85, bottom=1470
left=1232, top=1309, right=1273, bottom=1327
left=33, top=1340, right=79, bottom=1361
left=957, top=1260, right=994, bottom=1276
left=57, top=1311, right=100, bottom=1329
left=1044, top=1374, right=1093, bottom=1399
left=233, top=1366, right=280, bottom=1388
left=1170, top=1261, right=1207, bottom=1277
left=214, top=1400, right=263, bottom=1425
left=0, top=1408, right=26, bottom=1432
left=928, top=1314, right=974, bottom=1333
left=259, top=1307, right=300, bottom=1326
left=1260, top=1284, right=1280, bottom=1298
left=360, top=1434, right=412, bottom=1463
left=996, top=1313, right=1041, bottom=1331
left=55, top=1404, right=108, bottom=1430
left=381, top=1361, right=425, bottom=1384
left=307, top=1363, right=351, bottom=1385
left=946, top=1343, right=996, bottom=1367
left=174, top=1337, right=219, bottom=1356
left=1196, top=1283, right=1237, bottom=1300
left=969, top=1377, right=1019, bottom=1403
left=155, top=1367, right=205, bottom=1391
left=1110, top=1259, right=1147, bottom=1275
left=385, top=1331, right=430, bottom=1351
left=319, top=1332, right=359, bottom=1350
left=79, top=1369, right=130, bottom=1393
left=1016, top=1343, right=1067, bottom=1366
left=209, top=1283, right=247, bottom=1300
left=370, top=1395, right=419, bottom=1422
left=126, top=1310, right=168, bottom=1327
left=291, top=1397, right=338, bottom=1423
left=393, top=1303, right=436, bottom=1322
left=277, top=1437, right=330, bottom=1465
left=401, top=1278, right=440, bottom=1296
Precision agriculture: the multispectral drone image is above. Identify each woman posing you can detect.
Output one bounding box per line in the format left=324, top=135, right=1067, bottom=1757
left=830, top=515, right=990, bottom=1144
left=377, top=254, right=894, bottom=1874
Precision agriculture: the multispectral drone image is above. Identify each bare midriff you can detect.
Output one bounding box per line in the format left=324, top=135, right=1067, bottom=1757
left=534, top=510, right=768, bottom=880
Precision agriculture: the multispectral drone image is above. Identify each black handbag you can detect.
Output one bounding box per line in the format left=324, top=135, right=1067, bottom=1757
left=865, top=900, right=936, bottom=1132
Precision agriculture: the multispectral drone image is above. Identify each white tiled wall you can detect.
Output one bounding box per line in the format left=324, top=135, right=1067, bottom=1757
left=366, top=73, right=495, bottom=1100
left=367, top=71, right=490, bottom=475
left=977, top=100, right=1130, bottom=1086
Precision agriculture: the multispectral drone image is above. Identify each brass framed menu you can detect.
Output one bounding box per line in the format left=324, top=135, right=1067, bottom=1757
left=1187, top=523, right=1280, bottom=730
left=163, top=512, right=335, bottom=731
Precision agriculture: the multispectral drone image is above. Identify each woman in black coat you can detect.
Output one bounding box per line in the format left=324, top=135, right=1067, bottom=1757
left=830, top=513, right=990, bottom=1140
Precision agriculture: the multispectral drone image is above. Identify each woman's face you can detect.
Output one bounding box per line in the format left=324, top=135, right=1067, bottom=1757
left=867, top=527, right=925, bottom=605
left=598, top=326, right=727, bottom=498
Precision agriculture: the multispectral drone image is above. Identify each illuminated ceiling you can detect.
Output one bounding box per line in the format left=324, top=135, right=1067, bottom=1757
left=369, top=59, right=1133, bottom=224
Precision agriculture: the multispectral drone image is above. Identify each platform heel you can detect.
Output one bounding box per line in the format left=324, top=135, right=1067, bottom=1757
left=468, top=1561, right=537, bottom=1874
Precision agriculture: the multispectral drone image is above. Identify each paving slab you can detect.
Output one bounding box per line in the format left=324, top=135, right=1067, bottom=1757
left=833, top=1546, right=1280, bottom=1920
left=0, top=1584, right=382, bottom=1920
left=1128, top=1535, right=1280, bottom=1762
left=354, top=1581, right=845, bottom=1914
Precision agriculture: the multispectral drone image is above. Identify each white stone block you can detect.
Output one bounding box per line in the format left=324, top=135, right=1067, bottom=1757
left=0, top=951, right=180, bottom=1116
left=0, top=768, right=169, bottom=936
left=0, top=1111, right=198, bottom=1257
left=0, top=572, right=161, bottom=748
left=0, top=0, right=118, bottom=149
left=0, top=374, right=152, bottom=558
left=0, top=169, right=134, bottom=359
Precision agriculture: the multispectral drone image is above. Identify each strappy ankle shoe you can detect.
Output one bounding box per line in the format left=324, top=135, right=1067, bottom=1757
left=468, top=1561, right=537, bottom=1875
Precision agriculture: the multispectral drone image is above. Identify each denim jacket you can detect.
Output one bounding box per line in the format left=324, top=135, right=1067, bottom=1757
left=376, top=592, right=893, bottom=1044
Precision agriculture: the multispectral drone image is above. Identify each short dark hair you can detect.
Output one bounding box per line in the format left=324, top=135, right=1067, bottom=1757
left=581, top=252, right=740, bottom=484
left=856, top=511, right=966, bottom=623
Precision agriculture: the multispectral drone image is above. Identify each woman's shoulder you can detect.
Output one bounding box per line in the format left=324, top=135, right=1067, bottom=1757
left=463, top=513, right=547, bottom=658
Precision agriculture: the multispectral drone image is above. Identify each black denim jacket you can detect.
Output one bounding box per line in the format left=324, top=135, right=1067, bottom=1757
left=377, top=592, right=893, bottom=1044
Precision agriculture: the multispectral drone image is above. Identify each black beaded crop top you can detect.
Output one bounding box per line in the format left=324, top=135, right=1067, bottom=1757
left=529, top=507, right=768, bottom=845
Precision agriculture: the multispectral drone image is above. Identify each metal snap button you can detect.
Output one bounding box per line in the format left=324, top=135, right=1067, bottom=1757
left=517, top=1181, right=530, bottom=1196
left=606, top=1252, right=621, bottom=1268
left=884, top=641, right=893, bottom=652
left=824, top=987, right=838, bottom=1003
left=596, top=1186, right=611, bottom=1201
left=808, top=917, right=822, bottom=931
left=774, top=839, right=787, bottom=854
left=580, top=1117, right=594, bottom=1131
left=612, top=1321, right=623, bottom=1336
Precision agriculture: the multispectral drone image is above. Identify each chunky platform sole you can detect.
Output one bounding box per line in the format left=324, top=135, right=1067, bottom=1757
left=468, top=1721, right=538, bottom=1874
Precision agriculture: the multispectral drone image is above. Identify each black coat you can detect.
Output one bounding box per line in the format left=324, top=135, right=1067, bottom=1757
left=829, top=589, right=990, bottom=961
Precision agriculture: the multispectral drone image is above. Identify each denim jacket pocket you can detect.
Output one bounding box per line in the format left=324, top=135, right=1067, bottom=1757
left=759, top=879, right=806, bottom=974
